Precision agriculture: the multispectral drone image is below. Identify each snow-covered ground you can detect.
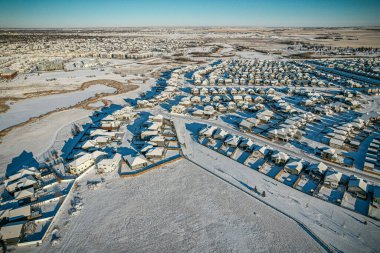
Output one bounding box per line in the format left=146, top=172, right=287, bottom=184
left=172, top=118, right=380, bottom=253
left=0, top=84, right=115, bottom=131
left=0, top=108, right=92, bottom=175
left=235, top=51, right=284, bottom=61
left=18, top=161, right=324, bottom=253
left=0, top=78, right=153, bottom=176
left=2, top=57, right=380, bottom=253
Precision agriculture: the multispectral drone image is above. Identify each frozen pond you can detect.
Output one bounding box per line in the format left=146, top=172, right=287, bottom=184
left=0, top=84, right=116, bottom=131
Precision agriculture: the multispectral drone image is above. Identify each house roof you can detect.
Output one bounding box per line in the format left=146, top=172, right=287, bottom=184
left=239, top=119, right=253, bottom=129
left=309, top=162, right=328, bottom=174
left=330, top=138, right=344, bottom=146
left=14, top=187, right=35, bottom=200
left=69, top=153, right=93, bottom=167
left=348, top=177, right=368, bottom=192
left=213, top=128, right=228, bottom=138
left=140, top=143, right=154, bottom=153
left=82, top=140, right=96, bottom=149
left=324, top=170, right=342, bottom=183
left=285, top=160, right=303, bottom=172
left=8, top=205, right=31, bottom=220
left=5, top=167, right=40, bottom=183
left=146, top=147, right=165, bottom=157
left=90, top=129, right=115, bottom=137
left=125, top=155, right=148, bottom=167
left=199, top=126, right=217, bottom=136
left=147, top=122, right=162, bottom=131
left=224, top=135, right=240, bottom=146
left=192, top=110, right=204, bottom=116
left=272, top=151, right=289, bottom=161
left=101, top=115, right=115, bottom=122
left=70, top=151, right=106, bottom=167
left=240, top=138, right=254, bottom=148
left=0, top=221, right=26, bottom=240
left=151, top=114, right=164, bottom=121
left=150, top=135, right=165, bottom=142
left=94, top=136, right=109, bottom=143
left=6, top=175, right=38, bottom=192
left=257, top=109, right=274, bottom=118
left=322, top=147, right=336, bottom=154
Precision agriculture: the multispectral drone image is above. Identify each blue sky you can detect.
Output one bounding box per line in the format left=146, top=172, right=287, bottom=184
left=0, top=0, right=379, bottom=28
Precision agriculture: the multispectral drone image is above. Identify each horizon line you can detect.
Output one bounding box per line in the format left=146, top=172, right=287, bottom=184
left=0, top=25, right=380, bottom=30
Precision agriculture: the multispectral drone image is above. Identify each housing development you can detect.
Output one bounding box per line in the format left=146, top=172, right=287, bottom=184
left=0, top=8, right=380, bottom=253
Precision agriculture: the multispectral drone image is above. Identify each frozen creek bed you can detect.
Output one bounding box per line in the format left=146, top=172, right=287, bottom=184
left=0, top=84, right=115, bottom=131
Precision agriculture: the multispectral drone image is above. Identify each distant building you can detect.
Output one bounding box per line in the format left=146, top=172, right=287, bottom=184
left=36, top=59, right=64, bottom=71
left=0, top=68, right=17, bottom=79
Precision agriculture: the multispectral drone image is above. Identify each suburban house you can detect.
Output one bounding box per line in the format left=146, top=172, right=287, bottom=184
left=239, top=118, right=259, bottom=131
left=5, top=167, right=41, bottom=183
left=192, top=109, right=204, bottom=117
left=145, top=147, right=166, bottom=160
left=239, top=138, right=255, bottom=152
left=97, top=153, right=122, bottom=173
left=347, top=176, right=368, bottom=199
left=5, top=175, right=39, bottom=194
left=0, top=221, right=26, bottom=244
left=308, top=162, right=328, bottom=181
left=141, top=130, right=159, bottom=140
left=213, top=128, right=229, bottom=140
left=320, top=147, right=338, bottom=161
left=251, top=145, right=271, bottom=159
left=171, top=105, right=186, bottom=114
left=179, top=97, right=192, bottom=107
left=124, top=154, right=149, bottom=170
left=329, top=138, right=345, bottom=149
left=150, top=135, right=166, bottom=147
left=1, top=205, right=40, bottom=223
left=100, top=121, right=121, bottom=131
left=271, top=151, right=290, bottom=165
left=199, top=126, right=217, bottom=138
left=203, top=106, right=216, bottom=119
left=284, top=159, right=304, bottom=175
left=68, top=151, right=107, bottom=175
left=323, top=170, right=346, bottom=189
left=137, top=100, right=154, bottom=108
left=14, top=187, right=36, bottom=202
left=268, top=128, right=294, bottom=142
left=224, top=135, right=241, bottom=147
left=218, top=104, right=228, bottom=113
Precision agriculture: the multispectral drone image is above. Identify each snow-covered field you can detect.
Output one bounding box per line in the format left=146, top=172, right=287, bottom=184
left=19, top=160, right=324, bottom=253
left=0, top=84, right=115, bottom=131
left=0, top=108, right=92, bottom=175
